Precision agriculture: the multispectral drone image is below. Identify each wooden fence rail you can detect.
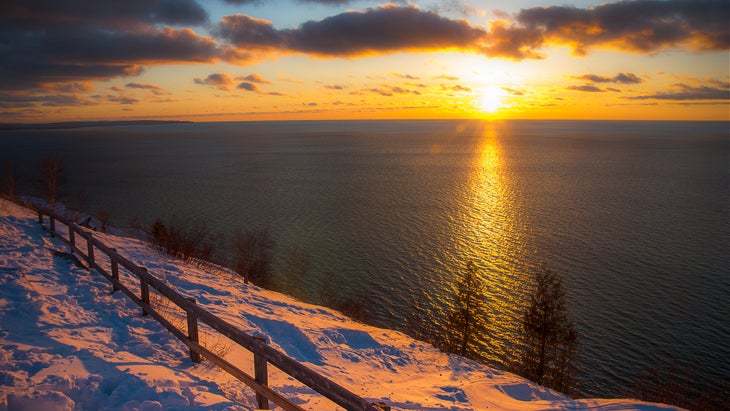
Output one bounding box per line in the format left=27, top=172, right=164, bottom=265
left=37, top=208, right=390, bottom=411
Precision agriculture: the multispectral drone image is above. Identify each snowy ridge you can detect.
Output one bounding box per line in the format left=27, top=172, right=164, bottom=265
left=0, top=198, right=682, bottom=410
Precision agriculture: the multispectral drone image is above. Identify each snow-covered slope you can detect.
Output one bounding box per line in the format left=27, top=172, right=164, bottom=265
left=0, top=198, right=681, bottom=411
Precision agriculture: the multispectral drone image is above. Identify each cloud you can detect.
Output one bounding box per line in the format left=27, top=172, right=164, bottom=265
left=237, top=82, right=260, bottom=91
left=568, top=85, right=606, bottom=92
left=194, top=73, right=236, bottom=90
left=238, top=73, right=272, bottom=84
left=0, top=93, right=96, bottom=108
left=126, top=82, right=171, bottom=96
left=225, top=0, right=352, bottom=3
left=6, top=0, right=209, bottom=28
left=215, top=14, right=284, bottom=49
left=224, top=0, right=265, bottom=4
left=52, top=82, right=96, bottom=93
left=502, top=87, right=525, bottom=96
left=213, top=1, right=729, bottom=60
left=574, top=73, right=643, bottom=84
left=217, top=5, right=489, bottom=56
left=325, top=84, right=347, bottom=90
left=482, top=20, right=545, bottom=59
left=390, top=73, right=419, bottom=80
left=435, top=74, right=460, bottom=80
left=627, top=84, right=730, bottom=100
left=126, top=82, right=162, bottom=90
left=0, top=1, right=220, bottom=90
left=516, top=0, right=730, bottom=55
left=351, top=85, right=421, bottom=96
left=105, top=95, right=140, bottom=105
left=441, top=84, right=472, bottom=92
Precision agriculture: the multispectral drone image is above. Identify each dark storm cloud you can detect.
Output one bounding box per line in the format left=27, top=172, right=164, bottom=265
left=215, top=1, right=729, bottom=60
left=215, top=14, right=285, bottom=49
left=216, top=5, right=487, bottom=56
left=5, top=0, right=209, bottom=28
left=1, top=0, right=219, bottom=90
left=574, top=73, right=644, bottom=84
left=286, top=6, right=487, bottom=55
left=516, top=0, right=730, bottom=55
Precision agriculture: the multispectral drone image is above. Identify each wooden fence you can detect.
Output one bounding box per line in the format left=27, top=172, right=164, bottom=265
left=37, top=208, right=389, bottom=411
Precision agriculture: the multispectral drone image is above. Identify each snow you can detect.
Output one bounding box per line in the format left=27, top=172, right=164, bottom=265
left=0, top=198, right=683, bottom=411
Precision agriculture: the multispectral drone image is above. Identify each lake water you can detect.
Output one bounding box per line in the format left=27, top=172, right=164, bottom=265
left=2, top=120, right=728, bottom=400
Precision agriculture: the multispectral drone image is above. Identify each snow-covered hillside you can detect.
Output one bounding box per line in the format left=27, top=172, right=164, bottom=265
left=0, top=198, right=681, bottom=411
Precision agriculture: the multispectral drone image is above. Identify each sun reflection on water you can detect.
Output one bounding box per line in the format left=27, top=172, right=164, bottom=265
left=455, top=121, right=531, bottom=367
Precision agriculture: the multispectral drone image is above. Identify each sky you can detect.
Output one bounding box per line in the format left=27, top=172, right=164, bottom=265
left=1, top=0, right=728, bottom=122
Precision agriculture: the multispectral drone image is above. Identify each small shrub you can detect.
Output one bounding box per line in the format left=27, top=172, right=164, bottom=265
left=317, top=270, right=344, bottom=307
left=94, top=209, right=110, bottom=233
left=232, top=229, right=275, bottom=286
left=276, top=245, right=312, bottom=298
left=334, top=295, right=372, bottom=324
left=149, top=215, right=214, bottom=261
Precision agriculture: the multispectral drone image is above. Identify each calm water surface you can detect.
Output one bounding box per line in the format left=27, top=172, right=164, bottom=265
left=2, top=120, right=728, bottom=399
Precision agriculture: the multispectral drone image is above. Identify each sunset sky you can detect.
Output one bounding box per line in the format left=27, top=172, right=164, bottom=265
left=2, top=0, right=728, bottom=122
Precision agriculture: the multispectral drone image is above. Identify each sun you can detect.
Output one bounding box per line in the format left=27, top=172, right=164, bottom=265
left=478, top=86, right=508, bottom=113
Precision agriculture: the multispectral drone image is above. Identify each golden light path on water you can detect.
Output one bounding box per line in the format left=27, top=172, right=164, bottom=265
left=453, top=121, right=532, bottom=366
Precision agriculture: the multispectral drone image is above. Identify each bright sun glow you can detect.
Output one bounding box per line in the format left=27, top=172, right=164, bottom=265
left=478, top=86, right=508, bottom=113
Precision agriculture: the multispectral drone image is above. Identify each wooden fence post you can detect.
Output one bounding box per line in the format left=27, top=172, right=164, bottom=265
left=68, top=229, right=75, bottom=252
left=253, top=336, right=269, bottom=410
left=140, top=268, right=150, bottom=316
left=86, top=233, right=94, bottom=265
left=186, top=297, right=202, bottom=363
left=49, top=216, right=55, bottom=237
left=37, top=210, right=42, bottom=224
left=110, top=249, right=119, bottom=292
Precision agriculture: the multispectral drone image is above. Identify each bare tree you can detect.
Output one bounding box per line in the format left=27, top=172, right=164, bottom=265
left=94, top=209, right=111, bottom=233
left=40, top=154, right=66, bottom=210
left=233, top=229, right=275, bottom=286
left=516, top=268, right=579, bottom=395
left=444, top=260, right=489, bottom=359
left=277, top=245, right=312, bottom=298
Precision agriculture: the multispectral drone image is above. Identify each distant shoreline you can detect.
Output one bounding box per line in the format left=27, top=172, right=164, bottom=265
left=1, top=119, right=726, bottom=131
left=0, top=120, right=192, bottom=131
